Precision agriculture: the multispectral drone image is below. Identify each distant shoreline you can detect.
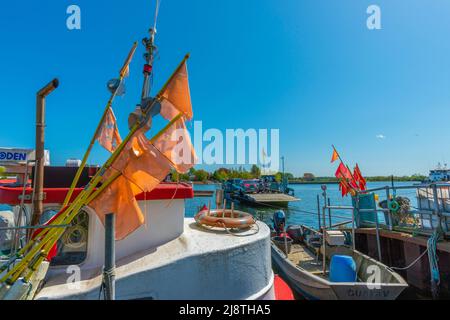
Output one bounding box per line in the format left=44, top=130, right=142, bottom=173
left=186, top=179, right=422, bottom=185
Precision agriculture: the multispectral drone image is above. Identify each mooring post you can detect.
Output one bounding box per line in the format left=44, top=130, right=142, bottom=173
left=215, top=188, right=224, bottom=209
left=104, top=213, right=116, bottom=300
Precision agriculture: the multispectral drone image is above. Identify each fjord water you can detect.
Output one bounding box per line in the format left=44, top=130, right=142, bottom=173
left=186, top=182, right=419, bottom=229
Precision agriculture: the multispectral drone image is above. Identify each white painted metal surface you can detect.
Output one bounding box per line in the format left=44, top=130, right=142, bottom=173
left=36, top=219, right=272, bottom=300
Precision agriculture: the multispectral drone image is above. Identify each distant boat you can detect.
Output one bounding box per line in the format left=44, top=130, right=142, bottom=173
left=427, top=162, right=450, bottom=182
left=223, top=175, right=299, bottom=207
left=271, top=224, right=408, bottom=300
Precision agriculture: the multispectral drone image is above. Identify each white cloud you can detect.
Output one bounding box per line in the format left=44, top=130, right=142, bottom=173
left=376, top=134, right=386, bottom=139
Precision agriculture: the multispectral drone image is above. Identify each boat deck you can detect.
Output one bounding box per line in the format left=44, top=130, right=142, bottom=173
left=36, top=219, right=273, bottom=300
left=287, top=244, right=328, bottom=278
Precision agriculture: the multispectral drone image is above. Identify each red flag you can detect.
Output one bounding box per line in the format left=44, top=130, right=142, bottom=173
left=353, top=164, right=367, bottom=191
left=335, top=163, right=352, bottom=180
left=339, top=179, right=349, bottom=197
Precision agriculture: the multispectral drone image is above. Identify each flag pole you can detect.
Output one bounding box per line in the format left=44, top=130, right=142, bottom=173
left=62, top=42, right=138, bottom=207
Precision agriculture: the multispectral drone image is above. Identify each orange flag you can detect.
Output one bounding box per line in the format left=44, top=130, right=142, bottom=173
left=331, top=149, right=339, bottom=163
left=97, top=107, right=122, bottom=153
left=89, top=125, right=173, bottom=240
left=89, top=58, right=196, bottom=240
left=159, top=60, right=193, bottom=121
left=152, top=117, right=197, bottom=173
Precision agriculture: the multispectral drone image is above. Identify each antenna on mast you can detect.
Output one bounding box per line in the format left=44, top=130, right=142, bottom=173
left=141, top=0, right=161, bottom=100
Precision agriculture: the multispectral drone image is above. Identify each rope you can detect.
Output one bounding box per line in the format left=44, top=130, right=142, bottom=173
left=99, top=267, right=116, bottom=300
left=428, top=230, right=440, bottom=298
left=196, top=219, right=260, bottom=237
left=219, top=220, right=260, bottom=237
left=391, top=248, right=429, bottom=271
left=250, top=199, right=353, bottom=222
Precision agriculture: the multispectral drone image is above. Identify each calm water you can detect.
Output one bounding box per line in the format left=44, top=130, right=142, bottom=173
left=186, top=182, right=419, bottom=229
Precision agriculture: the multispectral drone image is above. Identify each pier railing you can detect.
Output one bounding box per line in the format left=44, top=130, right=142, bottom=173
left=318, top=183, right=450, bottom=262
left=361, top=183, right=450, bottom=235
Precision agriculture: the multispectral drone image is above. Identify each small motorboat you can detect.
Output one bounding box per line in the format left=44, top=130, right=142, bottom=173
left=269, top=211, right=408, bottom=300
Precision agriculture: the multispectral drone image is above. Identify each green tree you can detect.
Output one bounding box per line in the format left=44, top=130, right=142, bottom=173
left=250, top=165, right=261, bottom=178
left=274, top=172, right=282, bottom=182
left=194, top=169, right=209, bottom=182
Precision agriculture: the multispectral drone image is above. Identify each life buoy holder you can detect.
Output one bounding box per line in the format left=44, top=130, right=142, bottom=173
left=388, top=200, right=400, bottom=213
left=194, top=209, right=256, bottom=229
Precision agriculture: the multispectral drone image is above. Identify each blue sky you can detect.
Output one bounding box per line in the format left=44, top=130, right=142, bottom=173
left=1, top=0, right=450, bottom=177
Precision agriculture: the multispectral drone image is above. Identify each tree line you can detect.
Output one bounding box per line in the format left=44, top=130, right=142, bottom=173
left=169, top=166, right=426, bottom=183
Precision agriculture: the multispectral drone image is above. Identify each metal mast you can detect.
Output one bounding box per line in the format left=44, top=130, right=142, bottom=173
left=140, top=0, right=161, bottom=100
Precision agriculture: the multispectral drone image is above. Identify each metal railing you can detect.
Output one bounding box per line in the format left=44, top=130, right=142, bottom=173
left=363, top=182, right=449, bottom=234
left=316, top=182, right=450, bottom=263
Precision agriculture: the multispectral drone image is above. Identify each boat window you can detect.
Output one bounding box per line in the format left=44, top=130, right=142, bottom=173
left=50, top=209, right=89, bottom=266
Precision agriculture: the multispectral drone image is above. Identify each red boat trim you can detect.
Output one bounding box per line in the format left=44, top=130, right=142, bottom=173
left=0, top=181, right=193, bottom=205
left=274, top=275, right=295, bottom=300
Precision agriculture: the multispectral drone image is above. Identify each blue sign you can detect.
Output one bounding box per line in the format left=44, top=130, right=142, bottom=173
left=0, top=151, right=27, bottom=161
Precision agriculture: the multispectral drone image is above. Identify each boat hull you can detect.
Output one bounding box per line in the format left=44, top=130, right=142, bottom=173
left=271, top=243, right=407, bottom=300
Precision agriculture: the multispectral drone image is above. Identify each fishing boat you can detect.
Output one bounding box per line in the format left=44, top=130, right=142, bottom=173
left=0, top=1, right=293, bottom=300
left=269, top=212, right=408, bottom=300
left=0, top=174, right=284, bottom=300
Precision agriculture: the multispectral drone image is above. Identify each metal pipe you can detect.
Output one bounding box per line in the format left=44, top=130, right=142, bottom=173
left=12, top=160, right=32, bottom=254
left=432, top=184, right=440, bottom=216
left=330, top=220, right=353, bottom=228
left=31, top=78, right=59, bottom=227
left=353, top=194, right=359, bottom=251
left=374, top=209, right=382, bottom=262
left=327, top=198, right=332, bottom=228
left=385, top=186, right=393, bottom=230
left=321, top=185, right=327, bottom=275
left=316, top=195, right=321, bottom=230
left=351, top=207, right=356, bottom=251
left=325, top=205, right=354, bottom=210
left=103, top=213, right=116, bottom=300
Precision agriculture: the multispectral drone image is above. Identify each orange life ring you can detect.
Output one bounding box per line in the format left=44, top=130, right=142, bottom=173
left=194, top=209, right=255, bottom=229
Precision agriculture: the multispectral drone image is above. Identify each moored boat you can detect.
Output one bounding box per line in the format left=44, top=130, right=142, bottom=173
left=223, top=175, right=299, bottom=208
left=269, top=212, right=408, bottom=300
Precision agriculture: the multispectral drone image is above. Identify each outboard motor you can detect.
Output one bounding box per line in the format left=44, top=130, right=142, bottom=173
left=273, top=210, right=286, bottom=236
